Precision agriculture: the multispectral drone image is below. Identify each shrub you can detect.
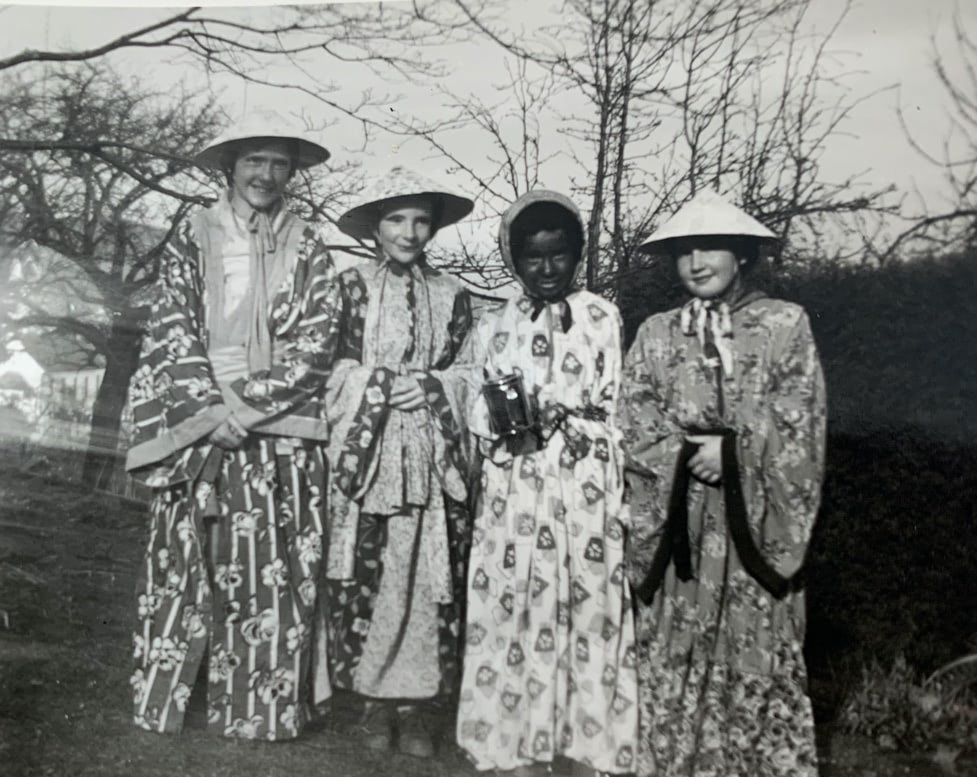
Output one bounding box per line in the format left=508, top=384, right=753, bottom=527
left=840, top=654, right=977, bottom=766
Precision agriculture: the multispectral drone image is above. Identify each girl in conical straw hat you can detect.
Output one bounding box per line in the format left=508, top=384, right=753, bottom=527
left=619, top=189, right=826, bottom=777
left=455, top=190, right=638, bottom=776
left=124, top=108, right=342, bottom=741
left=314, top=166, right=476, bottom=758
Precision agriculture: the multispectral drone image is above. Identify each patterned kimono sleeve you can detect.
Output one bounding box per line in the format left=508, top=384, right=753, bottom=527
left=125, top=228, right=228, bottom=480
left=228, top=234, right=342, bottom=423
left=753, top=309, right=827, bottom=578
left=323, top=269, right=395, bottom=499
left=590, top=303, right=625, bottom=421
left=418, top=288, right=475, bottom=502
left=585, top=302, right=627, bottom=522
left=453, top=308, right=503, bottom=444
left=618, top=317, right=685, bottom=586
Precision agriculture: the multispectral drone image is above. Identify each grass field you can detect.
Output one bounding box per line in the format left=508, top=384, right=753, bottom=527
left=0, top=447, right=949, bottom=777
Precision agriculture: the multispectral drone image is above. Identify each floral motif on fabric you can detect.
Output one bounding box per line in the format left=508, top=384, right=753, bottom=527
left=618, top=297, right=826, bottom=777
left=456, top=290, right=638, bottom=774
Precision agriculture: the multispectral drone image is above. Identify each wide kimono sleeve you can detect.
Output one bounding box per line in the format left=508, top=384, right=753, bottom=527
left=423, top=289, right=478, bottom=492
left=751, top=308, right=827, bottom=579
left=125, top=226, right=342, bottom=486
left=455, top=307, right=504, bottom=445
left=324, top=275, right=473, bottom=501
left=617, top=316, right=686, bottom=587
left=125, top=226, right=228, bottom=483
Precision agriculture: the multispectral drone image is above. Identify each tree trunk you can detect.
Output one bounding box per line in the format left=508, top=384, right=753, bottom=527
left=80, top=312, right=142, bottom=491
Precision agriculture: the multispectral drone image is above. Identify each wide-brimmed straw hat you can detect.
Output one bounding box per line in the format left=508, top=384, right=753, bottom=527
left=638, top=189, right=777, bottom=252
left=194, top=108, right=330, bottom=170
left=337, top=166, right=474, bottom=241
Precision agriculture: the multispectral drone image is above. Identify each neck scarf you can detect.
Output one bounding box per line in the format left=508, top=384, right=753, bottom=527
left=198, top=194, right=297, bottom=374
left=236, top=201, right=286, bottom=373
left=528, top=296, right=574, bottom=334
left=680, top=289, right=766, bottom=377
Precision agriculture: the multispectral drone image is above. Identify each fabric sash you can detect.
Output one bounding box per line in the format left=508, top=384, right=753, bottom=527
left=634, top=427, right=799, bottom=605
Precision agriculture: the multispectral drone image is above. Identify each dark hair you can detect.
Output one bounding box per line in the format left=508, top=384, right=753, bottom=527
left=220, top=137, right=300, bottom=185
left=373, top=194, right=443, bottom=235
left=509, top=201, right=584, bottom=260
left=662, top=234, right=763, bottom=271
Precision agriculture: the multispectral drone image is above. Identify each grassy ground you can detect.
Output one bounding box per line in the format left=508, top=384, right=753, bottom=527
left=0, top=448, right=949, bottom=777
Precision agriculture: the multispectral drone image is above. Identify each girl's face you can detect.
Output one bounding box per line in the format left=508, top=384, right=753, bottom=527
left=514, top=229, right=579, bottom=301
left=674, top=236, right=744, bottom=300
left=373, top=196, right=435, bottom=266
left=229, top=140, right=293, bottom=212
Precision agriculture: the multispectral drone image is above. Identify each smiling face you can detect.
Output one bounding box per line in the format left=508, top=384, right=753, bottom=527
left=228, top=139, right=294, bottom=213
left=514, top=229, right=580, bottom=301
left=373, top=195, right=436, bottom=266
left=674, top=235, right=745, bottom=300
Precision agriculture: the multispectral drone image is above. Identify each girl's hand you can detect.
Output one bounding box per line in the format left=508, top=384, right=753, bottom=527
left=686, top=434, right=723, bottom=485
left=389, top=374, right=427, bottom=411
left=209, top=412, right=248, bottom=450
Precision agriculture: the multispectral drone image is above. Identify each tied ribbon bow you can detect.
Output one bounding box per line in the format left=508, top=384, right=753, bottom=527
left=529, top=298, right=573, bottom=334
left=680, top=297, right=735, bottom=377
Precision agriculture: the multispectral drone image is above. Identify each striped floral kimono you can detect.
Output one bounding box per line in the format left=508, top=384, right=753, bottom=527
left=315, top=258, right=475, bottom=701
left=125, top=196, right=341, bottom=741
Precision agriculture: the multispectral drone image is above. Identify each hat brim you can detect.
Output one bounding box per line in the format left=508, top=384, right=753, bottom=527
left=194, top=136, right=330, bottom=170
left=337, top=192, right=474, bottom=241
left=638, top=230, right=780, bottom=254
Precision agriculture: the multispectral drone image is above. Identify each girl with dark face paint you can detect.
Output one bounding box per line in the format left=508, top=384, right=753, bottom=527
left=456, top=191, right=639, bottom=777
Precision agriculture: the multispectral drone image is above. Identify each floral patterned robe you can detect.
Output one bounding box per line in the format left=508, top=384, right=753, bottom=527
left=317, top=259, right=475, bottom=700
left=125, top=201, right=341, bottom=741
left=456, top=290, right=639, bottom=774
left=619, top=296, right=826, bottom=777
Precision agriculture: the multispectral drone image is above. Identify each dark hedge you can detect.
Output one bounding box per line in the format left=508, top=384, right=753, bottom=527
left=619, top=250, right=977, bottom=720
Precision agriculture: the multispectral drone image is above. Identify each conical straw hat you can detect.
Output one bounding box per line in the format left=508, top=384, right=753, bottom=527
left=638, top=189, right=777, bottom=251
left=337, top=166, right=474, bottom=241
left=194, top=108, right=330, bottom=170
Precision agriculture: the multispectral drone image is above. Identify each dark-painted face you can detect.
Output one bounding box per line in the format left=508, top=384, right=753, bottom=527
left=514, top=229, right=579, bottom=301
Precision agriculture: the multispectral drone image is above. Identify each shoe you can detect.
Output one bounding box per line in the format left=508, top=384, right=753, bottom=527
left=355, top=700, right=395, bottom=752
left=509, top=765, right=551, bottom=777
left=396, top=704, right=435, bottom=758
left=568, top=761, right=596, bottom=777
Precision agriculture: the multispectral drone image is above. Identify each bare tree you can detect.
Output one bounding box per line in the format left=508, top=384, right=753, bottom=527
left=412, top=0, right=891, bottom=292
left=0, top=64, right=227, bottom=487
left=0, top=4, right=464, bottom=157
left=879, top=11, right=977, bottom=263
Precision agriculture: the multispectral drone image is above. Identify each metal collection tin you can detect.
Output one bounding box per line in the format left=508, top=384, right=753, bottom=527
left=482, top=373, right=535, bottom=436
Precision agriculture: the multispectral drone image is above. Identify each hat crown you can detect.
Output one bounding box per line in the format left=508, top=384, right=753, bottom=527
left=639, top=188, right=777, bottom=249
left=195, top=108, right=330, bottom=169
left=336, top=165, right=474, bottom=241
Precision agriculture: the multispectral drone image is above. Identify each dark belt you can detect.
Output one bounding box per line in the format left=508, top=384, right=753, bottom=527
left=634, top=428, right=798, bottom=606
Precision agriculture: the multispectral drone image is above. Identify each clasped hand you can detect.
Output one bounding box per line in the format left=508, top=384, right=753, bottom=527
left=209, top=412, right=248, bottom=450
left=389, top=373, right=427, bottom=411
left=686, top=434, right=723, bottom=485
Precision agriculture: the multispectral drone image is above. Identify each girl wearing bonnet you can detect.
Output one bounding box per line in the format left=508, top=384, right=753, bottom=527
left=456, top=190, right=638, bottom=777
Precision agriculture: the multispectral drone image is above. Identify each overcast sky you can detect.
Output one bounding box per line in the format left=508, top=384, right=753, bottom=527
left=1, top=0, right=974, bottom=256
